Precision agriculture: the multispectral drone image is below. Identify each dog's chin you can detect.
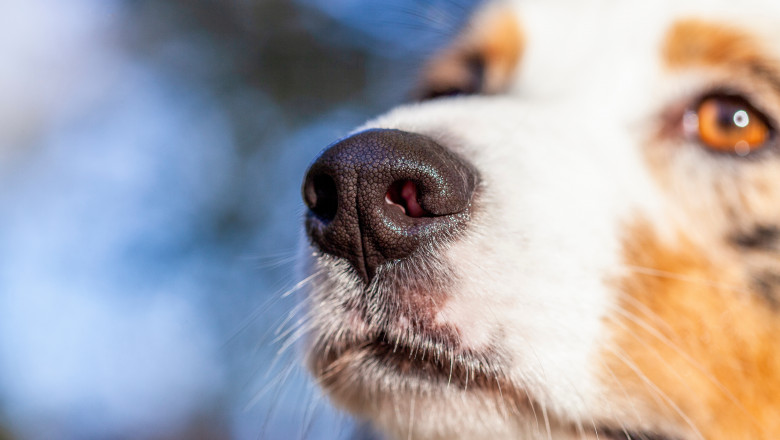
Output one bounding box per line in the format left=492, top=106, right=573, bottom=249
left=306, top=279, right=681, bottom=440
left=310, top=341, right=678, bottom=440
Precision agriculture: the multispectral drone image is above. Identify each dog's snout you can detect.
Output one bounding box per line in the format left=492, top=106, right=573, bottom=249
left=302, top=129, right=478, bottom=282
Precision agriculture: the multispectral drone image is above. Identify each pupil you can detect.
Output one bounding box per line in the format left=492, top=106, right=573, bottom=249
left=717, top=102, right=746, bottom=130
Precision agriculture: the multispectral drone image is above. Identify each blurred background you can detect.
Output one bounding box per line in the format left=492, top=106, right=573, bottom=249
left=0, top=0, right=478, bottom=438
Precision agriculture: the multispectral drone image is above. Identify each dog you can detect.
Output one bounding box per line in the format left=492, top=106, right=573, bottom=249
left=299, top=0, right=780, bottom=438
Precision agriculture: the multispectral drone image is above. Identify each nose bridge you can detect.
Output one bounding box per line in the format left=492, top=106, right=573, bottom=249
left=302, top=129, right=478, bottom=283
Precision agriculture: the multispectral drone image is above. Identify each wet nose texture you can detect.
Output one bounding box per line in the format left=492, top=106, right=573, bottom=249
left=302, top=129, right=479, bottom=283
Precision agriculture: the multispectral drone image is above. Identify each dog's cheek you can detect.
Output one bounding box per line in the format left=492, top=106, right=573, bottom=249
left=599, top=219, right=780, bottom=440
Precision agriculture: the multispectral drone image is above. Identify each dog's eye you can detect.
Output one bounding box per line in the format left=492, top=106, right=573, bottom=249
left=416, top=56, right=485, bottom=101
left=687, top=95, right=773, bottom=155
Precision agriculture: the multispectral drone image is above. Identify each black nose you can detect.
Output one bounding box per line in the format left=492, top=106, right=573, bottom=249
left=302, top=129, right=478, bottom=283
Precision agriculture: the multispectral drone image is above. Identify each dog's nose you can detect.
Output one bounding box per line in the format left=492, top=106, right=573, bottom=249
left=302, top=129, right=478, bottom=283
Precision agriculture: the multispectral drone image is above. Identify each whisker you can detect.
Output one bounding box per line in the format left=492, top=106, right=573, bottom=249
left=606, top=345, right=705, bottom=440
left=226, top=271, right=320, bottom=348
left=299, top=390, right=323, bottom=440
left=255, top=361, right=298, bottom=439
left=597, top=356, right=645, bottom=434
left=541, top=404, right=553, bottom=440
left=275, top=321, right=314, bottom=360
left=607, top=302, right=755, bottom=426
left=618, top=264, right=747, bottom=293
left=250, top=358, right=297, bottom=408
left=245, top=251, right=300, bottom=270
left=407, top=392, right=416, bottom=440
left=273, top=301, right=314, bottom=340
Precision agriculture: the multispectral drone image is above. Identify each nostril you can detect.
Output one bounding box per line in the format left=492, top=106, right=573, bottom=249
left=385, top=180, right=430, bottom=218
left=305, top=173, right=338, bottom=222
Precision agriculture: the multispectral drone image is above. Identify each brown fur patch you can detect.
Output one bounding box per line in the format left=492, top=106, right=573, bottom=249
left=663, top=19, right=770, bottom=72
left=605, top=221, right=780, bottom=439
left=417, top=3, right=523, bottom=98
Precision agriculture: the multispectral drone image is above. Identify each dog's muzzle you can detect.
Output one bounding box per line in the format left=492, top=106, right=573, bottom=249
left=302, top=129, right=479, bottom=283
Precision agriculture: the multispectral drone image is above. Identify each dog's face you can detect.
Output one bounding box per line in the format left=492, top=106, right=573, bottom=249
left=299, top=1, right=780, bottom=439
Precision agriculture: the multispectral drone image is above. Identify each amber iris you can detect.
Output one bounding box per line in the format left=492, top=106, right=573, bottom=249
left=694, top=95, right=771, bottom=154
